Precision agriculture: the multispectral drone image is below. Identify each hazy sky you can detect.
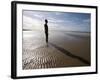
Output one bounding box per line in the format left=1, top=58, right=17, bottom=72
left=23, top=10, right=91, bottom=32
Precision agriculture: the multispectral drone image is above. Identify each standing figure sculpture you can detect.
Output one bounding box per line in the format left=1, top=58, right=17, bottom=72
left=44, top=19, right=48, bottom=44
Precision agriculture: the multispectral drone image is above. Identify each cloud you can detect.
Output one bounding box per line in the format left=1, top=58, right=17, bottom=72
left=55, top=12, right=62, bottom=16
left=23, top=15, right=43, bottom=30
left=83, top=19, right=90, bottom=23
left=48, top=17, right=61, bottom=23
left=33, top=14, right=43, bottom=18
left=23, top=15, right=34, bottom=28
left=23, top=10, right=90, bottom=32
left=48, top=17, right=71, bottom=24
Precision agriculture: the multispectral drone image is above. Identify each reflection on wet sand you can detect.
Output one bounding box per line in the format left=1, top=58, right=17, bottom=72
left=22, top=30, right=90, bottom=69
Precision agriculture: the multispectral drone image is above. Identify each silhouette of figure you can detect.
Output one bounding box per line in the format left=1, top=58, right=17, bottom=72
left=44, top=19, right=48, bottom=44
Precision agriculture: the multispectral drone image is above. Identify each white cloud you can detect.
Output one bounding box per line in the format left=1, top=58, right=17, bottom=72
left=23, top=15, right=34, bottom=28
left=48, top=17, right=71, bottom=24
left=23, top=15, right=43, bottom=30
left=55, top=12, right=62, bottom=16
left=33, top=14, right=44, bottom=19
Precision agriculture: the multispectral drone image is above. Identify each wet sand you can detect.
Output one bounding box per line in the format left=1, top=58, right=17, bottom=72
left=22, top=30, right=90, bottom=69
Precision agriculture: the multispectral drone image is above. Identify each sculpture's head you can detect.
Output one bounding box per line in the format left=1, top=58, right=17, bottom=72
left=45, top=19, right=48, bottom=23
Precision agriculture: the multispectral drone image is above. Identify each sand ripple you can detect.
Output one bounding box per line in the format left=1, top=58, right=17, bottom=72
left=23, top=45, right=87, bottom=69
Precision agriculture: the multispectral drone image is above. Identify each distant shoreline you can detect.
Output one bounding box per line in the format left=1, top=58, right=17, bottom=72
left=23, top=29, right=90, bottom=33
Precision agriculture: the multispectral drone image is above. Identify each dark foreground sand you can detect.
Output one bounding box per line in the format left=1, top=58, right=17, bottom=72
left=22, top=30, right=90, bottom=69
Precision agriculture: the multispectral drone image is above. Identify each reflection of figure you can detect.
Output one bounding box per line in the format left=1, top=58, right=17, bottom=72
left=44, top=19, right=48, bottom=44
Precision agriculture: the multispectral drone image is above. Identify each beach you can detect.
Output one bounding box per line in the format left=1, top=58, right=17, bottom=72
left=22, top=30, right=90, bottom=69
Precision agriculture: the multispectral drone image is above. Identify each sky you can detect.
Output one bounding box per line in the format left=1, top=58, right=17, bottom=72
left=23, top=10, right=91, bottom=32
